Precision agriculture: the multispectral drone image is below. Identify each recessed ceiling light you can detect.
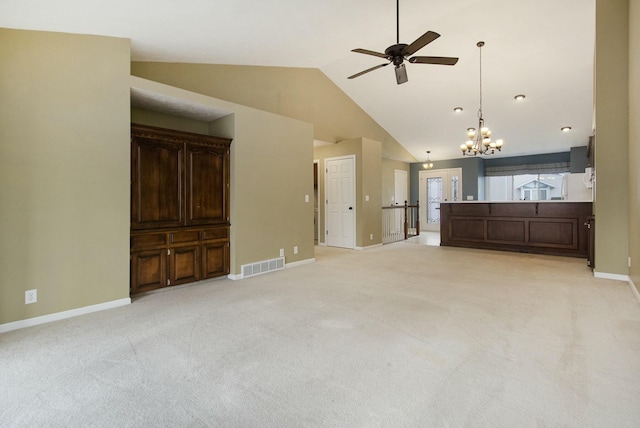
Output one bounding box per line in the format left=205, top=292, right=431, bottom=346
left=561, top=126, right=572, bottom=132
left=514, top=94, right=526, bottom=101
left=453, top=107, right=463, bottom=113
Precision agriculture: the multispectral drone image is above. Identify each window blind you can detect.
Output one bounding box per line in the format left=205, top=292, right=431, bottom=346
left=484, top=162, right=570, bottom=177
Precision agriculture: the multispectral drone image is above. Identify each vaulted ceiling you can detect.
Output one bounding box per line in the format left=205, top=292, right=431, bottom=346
left=0, top=0, right=595, bottom=163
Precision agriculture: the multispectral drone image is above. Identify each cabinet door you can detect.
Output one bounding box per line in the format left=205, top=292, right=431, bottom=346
left=131, top=137, right=185, bottom=229
left=170, top=245, right=200, bottom=285
left=131, top=249, right=168, bottom=293
left=202, top=241, right=230, bottom=278
left=187, top=145, right=228, bottom=225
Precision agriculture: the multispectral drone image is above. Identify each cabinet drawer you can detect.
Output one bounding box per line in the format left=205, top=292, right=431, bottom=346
left=202, top=227, right=229, bottom=241
left=131, top=232, right=167, bottom=249
left=170, top=230, right=201, bottom=244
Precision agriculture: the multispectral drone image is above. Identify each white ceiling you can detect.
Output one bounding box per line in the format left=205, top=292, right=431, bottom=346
left=1, top=0, right=595, bottom=162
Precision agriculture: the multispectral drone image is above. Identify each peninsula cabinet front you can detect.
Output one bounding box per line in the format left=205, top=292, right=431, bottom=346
left=130, top=124, right=231, bottom=294
left=440, top=201, right=592, bottom=258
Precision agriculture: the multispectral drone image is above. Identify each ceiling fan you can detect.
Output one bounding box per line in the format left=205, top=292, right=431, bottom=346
left=348, top=0, right=459, bottom=84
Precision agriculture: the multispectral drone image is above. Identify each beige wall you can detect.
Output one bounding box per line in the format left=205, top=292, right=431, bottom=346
left=594, top=0, right=630, bottom=276
left=314, top=138, right=383, bottom=248
left=131, top=62, right=416, bottom=163
left=360, top=138, right=383, bottom=247
left=629, top=0, right=640, bottom=288
left=131, top=107, right=211, bottom=134
left=0, top=29, right=131, bottom=324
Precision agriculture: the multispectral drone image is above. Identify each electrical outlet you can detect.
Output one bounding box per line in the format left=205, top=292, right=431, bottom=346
left=629, top=257, right=632, bottom=268
left=370, top=233, right=373, bottom=240
left=25, top=289, right=37, bottom=304
left=304, top=194, right=309, bottom=203
left=279, top=248, right=284, bottom=257
left=293, top=246, right=298, bottom=254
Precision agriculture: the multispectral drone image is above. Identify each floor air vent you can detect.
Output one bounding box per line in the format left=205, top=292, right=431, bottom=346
left=241, top=257, right=285, bottom=278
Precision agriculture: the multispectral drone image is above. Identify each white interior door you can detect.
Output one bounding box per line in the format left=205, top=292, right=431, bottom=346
left=393, top=169, right=407, bottom=205
left=419, top=168, right=462, bottom=232
left=393, top=169, right=408, bottom=233
left=326, top=156, right=355, bottom=248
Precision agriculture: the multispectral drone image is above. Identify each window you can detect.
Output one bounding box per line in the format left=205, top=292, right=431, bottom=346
left=485, top=173, right=566, bottom=201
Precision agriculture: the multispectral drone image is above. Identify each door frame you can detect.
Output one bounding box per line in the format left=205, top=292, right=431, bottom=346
left=324, top=155, right=356, bottom=249
left=314, top=159, right=320, bottom=245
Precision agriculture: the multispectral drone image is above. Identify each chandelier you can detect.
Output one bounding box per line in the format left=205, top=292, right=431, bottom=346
left=423, top=151, right=434, bottom=169
left=460, top=41, right=504, bottom=156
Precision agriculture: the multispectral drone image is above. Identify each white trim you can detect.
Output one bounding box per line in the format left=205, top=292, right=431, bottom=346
left=0, top=298, right=131, bottom=334
left=594, top=271, right=630, bottom=282
left=314, top=159, right=321, bottom=245
left=629, top=279, right=640, bottom=305
left=355, top=244, right=383, bottom=251
left=318, top=242, right=327, bottom=247
left=227, top=273, right=242, bottom=280
left=286, top=258, right=315, bottom=268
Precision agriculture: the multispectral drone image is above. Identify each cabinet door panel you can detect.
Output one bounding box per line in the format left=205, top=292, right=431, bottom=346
left=132, top=138, right=184, bottom=229
left=171, top=245, right=200, bottom=285
left=202, top=242, right=230, bottom=278
left=131, top=249, right=167, bottom=293
left=187, top=146, right=228, bottom=225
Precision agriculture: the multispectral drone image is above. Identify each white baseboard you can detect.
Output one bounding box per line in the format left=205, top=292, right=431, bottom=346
left=0, top=297, right=131, bottom=334
left=286, top=258, right=315, bottom=268
left=594, top=271, right=630, bottom=282
left=355, top=243, right=383, bottom=251
left=629, top=278, right=640, bottom=305
left=227, top=273, right=242, bottom=280
left=317, top=242, right=327, bottom=247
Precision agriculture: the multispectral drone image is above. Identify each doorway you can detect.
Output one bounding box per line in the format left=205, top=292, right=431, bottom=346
left=419, top=168, right=462, bottom=232
left=325, top=155, right=355, bottom=249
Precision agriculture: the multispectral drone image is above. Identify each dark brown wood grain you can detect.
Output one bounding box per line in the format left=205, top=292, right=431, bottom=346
left=130, top=124, right=231, bottom=293
left=440, top=202, right=592, bottom=258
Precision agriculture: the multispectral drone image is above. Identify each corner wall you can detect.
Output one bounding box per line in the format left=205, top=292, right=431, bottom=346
left=628, top=0, right=640, bottom=290
left=130, top=77, right=315, bottom=275
left=0, top=29, right=131, bottom=325
left=130, top=62, right=416, bottom=162
left=595, top=0, right=630, bottom=277
left=314, top=138, right=383, bottom=248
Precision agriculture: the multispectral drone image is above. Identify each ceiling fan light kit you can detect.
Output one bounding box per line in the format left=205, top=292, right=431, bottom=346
left=348, top=0, right=459, bottom=84
left=460, top=41, right=504, bottom=156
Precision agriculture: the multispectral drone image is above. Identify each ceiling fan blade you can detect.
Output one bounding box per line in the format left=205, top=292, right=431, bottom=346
left=348, top=63, right=389, bottom=79
left=409, top=56, right=459, bottom=66
left=351, top=48, right=389, bottom=59
left=402, top=31, right=440, bottom=56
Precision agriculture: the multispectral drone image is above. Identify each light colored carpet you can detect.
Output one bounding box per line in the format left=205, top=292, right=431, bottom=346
left=1, top=243, right=639, bottom=427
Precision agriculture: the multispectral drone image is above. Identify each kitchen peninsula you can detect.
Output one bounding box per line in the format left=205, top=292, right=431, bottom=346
left=439, top=201, right=593, bottom=258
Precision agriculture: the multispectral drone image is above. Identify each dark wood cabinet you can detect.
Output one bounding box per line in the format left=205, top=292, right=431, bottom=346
left=440, top=202, right=593, bottom=258
left=131, top=137, right=184, bottom=230
left=186, top=144, right=229, bottom=226
left=130, top=226, right=230, bottom=293
left=130, top=124, right=231, bottom=294
left=131, top=248, right=168, bottom=293
left=586, top=216, right=595, bottom=268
